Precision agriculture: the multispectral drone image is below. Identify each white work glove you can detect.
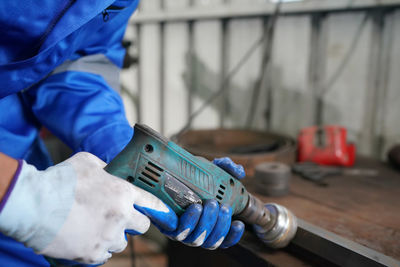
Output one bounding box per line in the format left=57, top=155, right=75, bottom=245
left=0, top=152, right=176, bottom=265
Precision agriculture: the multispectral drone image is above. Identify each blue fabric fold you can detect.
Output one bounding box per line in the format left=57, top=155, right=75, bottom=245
left=0, top=0, right=139, bottom=265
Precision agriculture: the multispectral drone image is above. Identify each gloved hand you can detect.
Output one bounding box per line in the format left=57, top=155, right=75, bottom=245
left=136, top=157, right=245, bottom=250
left=212, top=157, right=246, bottom=179
left=0, top=152, right=177, bottom=265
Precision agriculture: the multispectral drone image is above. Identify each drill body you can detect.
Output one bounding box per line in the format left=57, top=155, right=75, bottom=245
left=106, top=124, right=297, bottom=248
left=105, top=124, right=248, bottom=216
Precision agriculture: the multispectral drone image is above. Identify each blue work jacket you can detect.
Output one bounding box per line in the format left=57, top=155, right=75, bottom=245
left=0, top=0, right=139, bottom=265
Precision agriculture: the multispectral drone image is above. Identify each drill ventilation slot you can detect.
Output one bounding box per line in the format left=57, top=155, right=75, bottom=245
left=216, top=184, right=226, bottom=202
left=138, top=177, right=155, bottom=187
left=138, top=161, right=164, bottom=188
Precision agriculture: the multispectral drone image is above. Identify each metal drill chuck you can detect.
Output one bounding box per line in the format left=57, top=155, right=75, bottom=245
left=236, top=194, right=297, bottom=248
left=253, top=203, right=298, bottom=248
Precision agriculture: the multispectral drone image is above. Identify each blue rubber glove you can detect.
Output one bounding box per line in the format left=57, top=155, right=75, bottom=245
left=213, top=157, right=246, bottom=180
left=135, top=157, right=245, bottom=250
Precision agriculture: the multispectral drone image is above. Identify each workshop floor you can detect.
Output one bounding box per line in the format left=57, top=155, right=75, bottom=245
left=103, top=236, right=167, bottom=267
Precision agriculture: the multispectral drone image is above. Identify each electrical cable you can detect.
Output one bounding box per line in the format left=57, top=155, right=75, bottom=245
left=173, top=1, right=282, bottom=141
left=173, top=2, right=367, bottom=141
left=121, top=85, right=140, bottom=123
left=128, top=235, right=135, bottom=267
left=276, top=12, right=369, bottom=128
left=313, top=12, right=368, bottom=126
left=245, top=1, right=281, bottom=128
left=319, top=13, right=368, bottom=97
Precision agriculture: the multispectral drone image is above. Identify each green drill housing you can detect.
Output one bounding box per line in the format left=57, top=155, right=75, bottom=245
left=105, top=124, right=249, bottom=216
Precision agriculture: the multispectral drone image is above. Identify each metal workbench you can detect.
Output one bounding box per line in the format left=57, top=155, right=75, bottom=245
left=167, top=157, right=400, bottom=266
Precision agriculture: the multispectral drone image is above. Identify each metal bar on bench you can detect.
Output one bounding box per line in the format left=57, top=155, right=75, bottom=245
left=290, top=219, right=400, bottom=267
left=237, top=219, right=400, bottom=267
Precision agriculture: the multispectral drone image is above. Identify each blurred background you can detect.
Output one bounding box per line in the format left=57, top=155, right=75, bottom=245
left=44, top=0, right=400, bottom=266
left=119, top=0, right=400, bottom=160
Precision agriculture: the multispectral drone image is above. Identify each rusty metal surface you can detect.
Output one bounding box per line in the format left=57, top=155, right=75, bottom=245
left=236, top=219, right=400, bottom=267
left=167, top=239, right=274, bottom=267
left=388, top=144, right=400, bottom=169
left=291, top=219, right=400, bottom=267
left=174, top=134, right=400, bottom=265
left=178, top=128, right=296, bottom=177
left=250, top=156, right=400, bottom=261
left=166, top=156, right=400, bottom=266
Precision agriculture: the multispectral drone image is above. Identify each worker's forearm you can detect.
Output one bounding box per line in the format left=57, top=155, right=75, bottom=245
left=0, top=153, right=19, bottom=205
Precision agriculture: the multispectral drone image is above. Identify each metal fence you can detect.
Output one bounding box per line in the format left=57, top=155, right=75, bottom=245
left=120, top=0, right=400, bottom=158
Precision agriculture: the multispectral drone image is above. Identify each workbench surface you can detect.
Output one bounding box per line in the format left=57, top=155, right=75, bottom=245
left=168, top=157, right=400, bottom=267
left=245, top=157, right=400, bottom=265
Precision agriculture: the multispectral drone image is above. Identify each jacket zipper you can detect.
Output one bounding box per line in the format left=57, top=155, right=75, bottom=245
left=102, top=5, right=125, bottom=22
left=102, top=10, right=110, bottom=22
left=35, top=0, right=77, bottom=51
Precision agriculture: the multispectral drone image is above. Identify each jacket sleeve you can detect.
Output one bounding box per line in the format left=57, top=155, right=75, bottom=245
left=23, top=3, right=138, bottom=163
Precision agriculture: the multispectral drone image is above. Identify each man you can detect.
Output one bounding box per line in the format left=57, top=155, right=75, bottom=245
left=0, top=0, right=244, bottom=265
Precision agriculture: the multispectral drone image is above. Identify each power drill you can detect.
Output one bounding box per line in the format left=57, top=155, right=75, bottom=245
left=105, top=124, right=297, bottom=248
